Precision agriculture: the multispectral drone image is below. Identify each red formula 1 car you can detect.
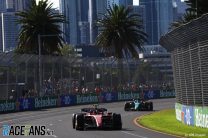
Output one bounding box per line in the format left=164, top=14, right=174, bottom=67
left=72, top=106, right=122, bottom=130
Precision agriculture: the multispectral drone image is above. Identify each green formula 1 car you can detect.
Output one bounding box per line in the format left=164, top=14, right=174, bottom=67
left=124, top=99, right=153, bottom=111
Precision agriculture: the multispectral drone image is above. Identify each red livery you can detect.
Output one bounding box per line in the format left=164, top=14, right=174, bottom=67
left=72, top=106, right=122, bottom=130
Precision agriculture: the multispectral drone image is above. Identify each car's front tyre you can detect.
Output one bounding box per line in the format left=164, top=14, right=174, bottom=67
left=124, top=103, right=130, bottom=111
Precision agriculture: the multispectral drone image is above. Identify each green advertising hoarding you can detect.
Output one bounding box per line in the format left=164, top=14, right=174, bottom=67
left=175, top=103, right=182, bottom=122
left=175, top=102, right=208, bottom=128
left=194, top=106, right=208, bottom=128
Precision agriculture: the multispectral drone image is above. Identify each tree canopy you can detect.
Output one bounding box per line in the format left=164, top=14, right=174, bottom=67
left=16, top=0, right=65, bottom=55
left=96, top=5, right=147, bottom=59
left=185, top=0, right=208, bottom=17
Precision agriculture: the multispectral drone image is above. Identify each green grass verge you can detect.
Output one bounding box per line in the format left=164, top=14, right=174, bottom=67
left=138, top=109, right=208, bottom=138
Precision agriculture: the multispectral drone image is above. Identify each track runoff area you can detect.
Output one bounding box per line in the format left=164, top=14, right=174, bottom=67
left=0, top=98, right=176, bottom=138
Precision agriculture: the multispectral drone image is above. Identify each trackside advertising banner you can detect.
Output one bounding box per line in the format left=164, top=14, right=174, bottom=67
left=0, top=90, right=175, bottom=113
left=60, top=95, right=76, bottom=106
left=100, top=92, right=118, bottom=103
left=18, top=98, right=34, bottom=111
left=175, top=103, right=208, bottom=128
left=117, top=91, right=140, bottom=101
left=76, top=93, right=98, bottom=104
left=0, top=100, right=16, bottom=113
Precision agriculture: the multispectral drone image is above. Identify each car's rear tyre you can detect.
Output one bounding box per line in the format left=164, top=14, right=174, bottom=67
left=75, top=114, right=85, bottom=130
left=146, top=102, right=153, bottom=111
left=72, top=114, right=76, bottom=129
left=150, top=102, right=153, bottom=111
left=112, top=113, right=122, bottom=130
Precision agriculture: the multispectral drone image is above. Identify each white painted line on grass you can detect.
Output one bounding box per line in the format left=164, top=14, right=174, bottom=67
left=121, top=131, right=148, bottom=138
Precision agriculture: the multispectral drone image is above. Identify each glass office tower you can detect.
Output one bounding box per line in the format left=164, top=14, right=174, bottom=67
left=140, top=0, right=173, bottom=45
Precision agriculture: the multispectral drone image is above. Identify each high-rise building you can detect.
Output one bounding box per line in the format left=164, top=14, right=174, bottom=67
left=107, top=0, right=119, bottom=8
left=1, top=0, right=31, bottom=12
left=140, top=0, right=174, bottom=45
left=79, top=21, right=89, bottom=44
left=68, top=0, right=79, bottom=45
left=96, top=0, right=107, bottom=19
left=89, top=0, right=97, bottom=44
left=60, top=0, right=70, bottom=43
left=6, top=0, right=15, bottom=11
left=15, top=0, right=32, bottom=11
left=119, top=0, right=133, bottom=7
left=0, top=0, right=32, bottom=52
left=60, top=0, right=90, bottom=45
left=107, top=0, right=132, bottom=8
left=1, top=12, right=19, bottom=52
left=0, top=0, right=6, bottom=12
left=79, top=0, right=89, bottom=21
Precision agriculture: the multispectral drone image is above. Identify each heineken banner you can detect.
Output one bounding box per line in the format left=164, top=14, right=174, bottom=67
left=117, top=91, right=140, bottom=101
left=76, top=93, right=98, bottom=104
left=194, top=106, right=208, bottom=128
left=175, top=103, right=208, bottom=128
left=144, top=90, right=175, bottom=100
left=34, top=96, right=58, bottom=109
left=0, top=100, right=16, bottom=113
left=159, top=90, right=175, bottom=98
left=0, top=89, right=175, bottom=113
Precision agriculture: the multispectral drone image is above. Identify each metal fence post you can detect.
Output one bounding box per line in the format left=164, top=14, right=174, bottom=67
left=38, top=34, right=42, bottom=97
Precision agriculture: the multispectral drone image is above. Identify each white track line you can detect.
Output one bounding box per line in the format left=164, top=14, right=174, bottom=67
left=121, top=131, right=148, bottom=138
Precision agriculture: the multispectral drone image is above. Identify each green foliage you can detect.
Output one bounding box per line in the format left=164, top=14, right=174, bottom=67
left=185, top=0, right=208, bottom=17
left=16, top=0, right=66, bottom=55
left=60, top=44, right=77, bottom=57
left=170, top=0, right=208, bottom=30
left=170, top=11, right=197, bottom=29
left=96, top=5, right=147, bottom=59
left=132, top=62, right=163, bottom=84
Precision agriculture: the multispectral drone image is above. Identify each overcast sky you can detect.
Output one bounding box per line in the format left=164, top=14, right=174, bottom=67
left=36, top=0, right=140, bottom=9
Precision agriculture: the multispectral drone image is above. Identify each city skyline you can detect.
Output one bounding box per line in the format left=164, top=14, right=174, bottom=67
left=37, top=0, right=140, bottom=9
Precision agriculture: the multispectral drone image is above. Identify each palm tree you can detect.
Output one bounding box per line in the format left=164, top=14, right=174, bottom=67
left=170, top=11, right=197, bottom=29
left=185, top=0, right=208, bottom=17
left=16, top=0, right=65, bottom=55
left=170, top=0, right=208, bottom=30
left=96, top=5, right=147, bottom=59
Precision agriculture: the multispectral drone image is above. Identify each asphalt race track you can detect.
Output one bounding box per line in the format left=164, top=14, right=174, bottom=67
left=0, top=98, right=177, bottom=138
